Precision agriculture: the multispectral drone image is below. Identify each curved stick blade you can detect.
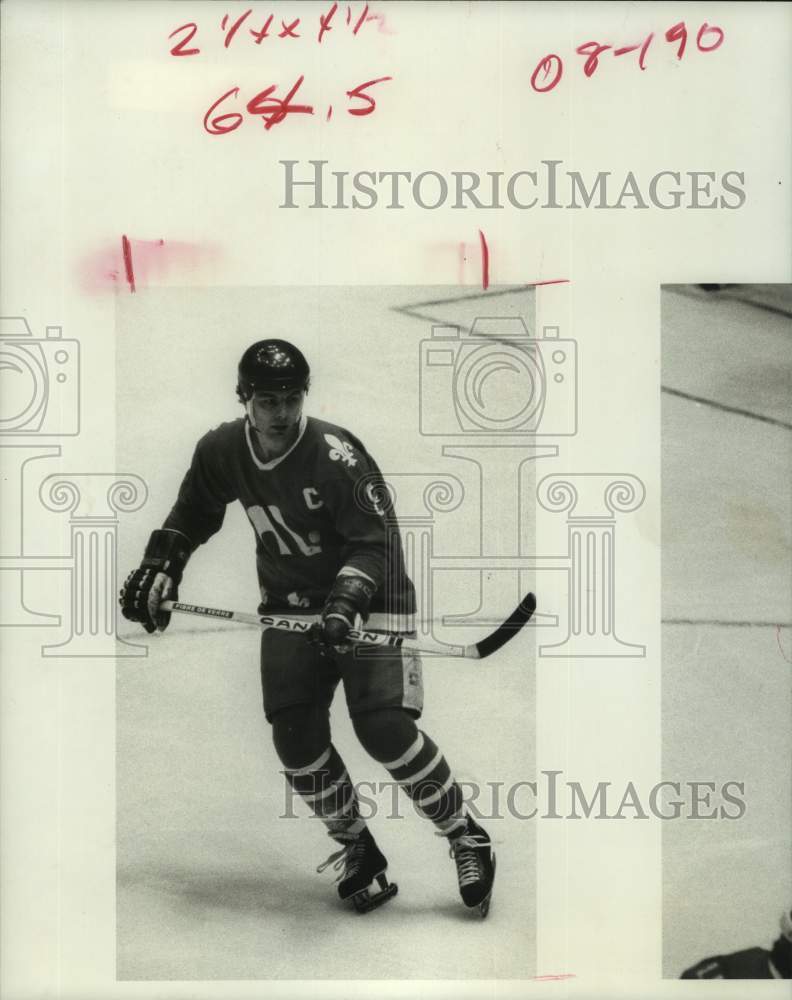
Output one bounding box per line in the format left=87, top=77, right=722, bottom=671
left=473, top=592, right=536, bottom=659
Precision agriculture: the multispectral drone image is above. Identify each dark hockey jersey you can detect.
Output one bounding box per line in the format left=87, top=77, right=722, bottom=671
left=162, top=415, right=416, bottom=615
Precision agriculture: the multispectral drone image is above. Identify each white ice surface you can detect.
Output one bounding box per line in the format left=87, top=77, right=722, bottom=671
left=114, top=284, right=791, bottom=982
left=116, top=628, right=536, bottom=980
left=661, top=286, right=792, bottom=977
left=116, top=287, right=538, bottom=981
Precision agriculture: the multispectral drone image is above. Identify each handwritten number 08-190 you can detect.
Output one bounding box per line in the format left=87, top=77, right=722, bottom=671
left=531, top=20, right=725, bottom=93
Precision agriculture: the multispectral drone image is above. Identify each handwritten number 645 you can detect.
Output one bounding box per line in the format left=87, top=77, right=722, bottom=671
left=203, top=77, right=392, bottom=134
left=203, top=81, right=313, bottom=134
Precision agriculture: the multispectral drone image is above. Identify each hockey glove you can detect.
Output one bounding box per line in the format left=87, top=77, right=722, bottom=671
left=680, top=948, right=778, bottom=979
left=313, top=573, right=376, bottom=651
left=120, top=529, right=192, bottom=633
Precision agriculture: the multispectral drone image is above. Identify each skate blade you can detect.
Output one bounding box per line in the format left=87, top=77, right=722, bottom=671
left=351, top=874, right=398, bottom=914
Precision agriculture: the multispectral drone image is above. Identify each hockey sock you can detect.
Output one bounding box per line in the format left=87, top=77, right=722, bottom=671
left=353, top=709, right=467, bottom=837
left=385, top=730, right=468, bottom=836
left=282, top=745, right=365, bottom=838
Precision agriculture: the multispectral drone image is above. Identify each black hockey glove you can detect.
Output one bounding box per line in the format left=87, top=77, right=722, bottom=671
left=120, top=529, right=192, bottom=633
left=312, top=574, right=376, bottom=652
left=680, top=948, right=778, bottom=979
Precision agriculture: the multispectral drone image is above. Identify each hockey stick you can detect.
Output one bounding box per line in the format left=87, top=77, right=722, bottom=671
left=160, top=592, right=536, bottom=660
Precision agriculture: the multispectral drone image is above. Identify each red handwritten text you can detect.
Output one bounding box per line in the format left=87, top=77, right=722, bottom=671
left=121, top=235, right=136, bottom=293
left=478, top=230, right=489, bottom=290
left=203, top=76, right=391, bottom=134
left=468, top=231, right=569, bottom=292
left=169, top=4, right=387, bottom=56
left=531, top=19, right=725, bottom=92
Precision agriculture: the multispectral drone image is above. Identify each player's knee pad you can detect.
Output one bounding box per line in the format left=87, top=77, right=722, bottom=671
left=271, top=703, right=331, bottom=770
left=352, top=707, right=420, bottom=763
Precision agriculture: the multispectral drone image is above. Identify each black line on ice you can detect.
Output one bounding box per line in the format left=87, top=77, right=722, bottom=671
left=661, top=385, right=792, bottom=431
left=664, top=284, right=792, bottom=320
left=394, top=285, right=535, bottom=311
left=663, top=619, right=792, bottom=628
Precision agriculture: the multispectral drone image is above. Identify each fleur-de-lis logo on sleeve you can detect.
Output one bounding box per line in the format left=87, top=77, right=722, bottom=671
left=324, top=433, right=357, bottom=468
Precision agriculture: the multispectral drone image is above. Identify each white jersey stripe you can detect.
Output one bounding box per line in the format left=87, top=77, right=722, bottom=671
left=244, top=414, right=308, bottom=472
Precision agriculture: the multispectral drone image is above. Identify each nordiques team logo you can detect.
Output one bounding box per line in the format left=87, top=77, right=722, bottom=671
left=324, top=433, right=357, bottom=467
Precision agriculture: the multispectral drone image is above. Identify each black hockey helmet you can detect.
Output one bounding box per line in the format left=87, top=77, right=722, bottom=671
left=236, top=339, right=311, bottom=401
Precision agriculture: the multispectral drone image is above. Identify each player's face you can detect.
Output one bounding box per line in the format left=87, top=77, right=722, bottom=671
left=247, top=388, right=305, bottom=453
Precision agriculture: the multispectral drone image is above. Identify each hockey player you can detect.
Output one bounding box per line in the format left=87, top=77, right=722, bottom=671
left=120, top=339, right=495, bottom=916
left=680, top=910, right=792, bottom=979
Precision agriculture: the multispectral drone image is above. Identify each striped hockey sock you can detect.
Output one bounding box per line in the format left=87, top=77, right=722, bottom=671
left=381, top=730, right=467, bottom=837
left=283, top=745, right=364, bottom=838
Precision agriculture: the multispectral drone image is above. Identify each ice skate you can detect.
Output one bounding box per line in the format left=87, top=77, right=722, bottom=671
left=317, top=826, right=398, bottom=914
left=447, top=816, right=496, bottom=917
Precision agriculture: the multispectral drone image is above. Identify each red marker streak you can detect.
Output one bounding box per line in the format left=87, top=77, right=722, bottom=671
left=168, top=22, right=199, bottom=57
left=576, top=40, right=611, bottom=77
left=365, top=12, right=394, bottom=34
left=614, top=33, right=653, bottom=69
left=531, top=53, right=563, bottom=93
left=204, top=87, right=243, bottom=135
left=222, top=8, right=252, bottom=48
left=352, top=3, right=369, bottom=34
left=318, top=2, right=337, bottom=42
left=533, top=974, right=576, bottom=981
left=279, top=18, right=301, bottom=38
left=697, top=22, right=724, bottom=52
left=638, top=32, right=654, bottom=70
left=247, top=77, right=313, bottom=129
left=527, top=278, right=570, bottom=287
left=249, top=15, right=273, bottom=43
left=78, top=238, right=218, bottom=294
left=478, top=230, right=489, bottom=290
left=346, top=76, right=392, bottom=116
left=665, top=22, right=687, bottom=60
left=121, top=235, right=135, bottom=293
